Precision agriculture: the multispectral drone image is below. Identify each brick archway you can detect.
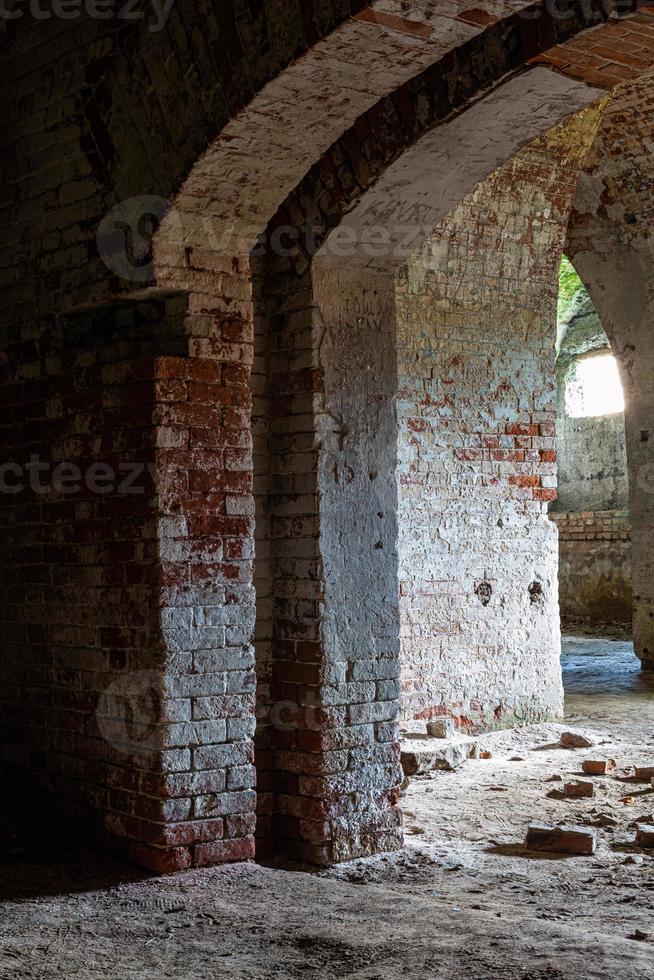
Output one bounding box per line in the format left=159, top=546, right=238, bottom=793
left=4, top=2, right=654, bottom=873
left=242, top=14, right=654, bottom=865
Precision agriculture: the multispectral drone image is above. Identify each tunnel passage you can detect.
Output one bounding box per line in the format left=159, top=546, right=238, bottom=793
left=551, top=257, right=632, bottom=628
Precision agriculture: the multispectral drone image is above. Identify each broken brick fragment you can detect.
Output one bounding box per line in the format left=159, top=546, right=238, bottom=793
left=525, top=823, right=596, bottom=855
left=426, top=718, right=456, bottom=739
left=582, top=760, right=616, bottom=776
left=563, top=781, right=595, bottom=799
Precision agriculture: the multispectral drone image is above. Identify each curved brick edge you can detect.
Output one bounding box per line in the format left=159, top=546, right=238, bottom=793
left=264, top=0, right=623, bottom=266
left=531, top=9, right=654, bottom=87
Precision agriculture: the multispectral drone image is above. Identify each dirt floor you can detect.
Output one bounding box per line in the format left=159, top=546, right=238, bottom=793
left=2, top=635, right=654, bottom=980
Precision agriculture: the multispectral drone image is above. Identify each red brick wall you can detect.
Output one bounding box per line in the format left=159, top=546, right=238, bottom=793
left=554, top=510, right=631, bottom=542
left=532, top=10, right=654, bottom=87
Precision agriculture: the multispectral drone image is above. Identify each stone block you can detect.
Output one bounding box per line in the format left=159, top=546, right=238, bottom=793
left=635, top=824, right=654, bottom=848
left=560, top=731, right=595, bottom=748
left=401, top=738, right=473, bottom=776
left=525, top=823, right=596, bottom=855
left=426, top=718, right=456, bottom=739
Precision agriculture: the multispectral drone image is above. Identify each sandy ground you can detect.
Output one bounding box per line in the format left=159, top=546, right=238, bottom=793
left=1, top=636, right=654, bottom=980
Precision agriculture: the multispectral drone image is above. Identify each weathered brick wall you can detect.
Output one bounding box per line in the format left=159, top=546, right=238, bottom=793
left=261, top=60, right=609, bottom=859
left=256, top=263, right=335, bottom=863
left=236, top=255, right=405, bottom=866
left=250, top=276, right=275, bottom=856
left=0, top=1, right=372, bottom=316
left=147, top=8, right=624, bottom=867
left=557, top=411, right=629, bottom=511
left=554, top=291, right=629, bottom=512
left=0, top=290, right=261, bottom=872
left=1, top=0, right=651, bottom=869
left=7, top=0, right=611, bottom=323
left=395, top=110, right=602, bottom=731
left=567, top=69, right=654, bottom=664
left=146, top=3, right=612, bottom=866
left=308, top=264, right=404, bottom=863
left=552, top=271, right=632, bottom=624
left=551, top=510, right=632, bottom=622
left=0, top=296, right=186, bottom=871
left=152, top=283, right=259, bottom=870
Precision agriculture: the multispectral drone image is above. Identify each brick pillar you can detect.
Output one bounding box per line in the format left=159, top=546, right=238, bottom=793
left=630, top=409, right=654, bottom=669
left=0, top=296, right=254, bottom=871
left=618, top=283, right=654, bottom=669
left=570, top=246, right=654, bottom=668
left=152, top=283, right=259, bottom=868
left=264, top=260, right=403, bottom=865
left=0, top=285, right=264, bottom=872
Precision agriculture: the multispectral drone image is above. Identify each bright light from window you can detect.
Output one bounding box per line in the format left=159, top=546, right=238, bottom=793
left=566, top=354, right=625, bottom=419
